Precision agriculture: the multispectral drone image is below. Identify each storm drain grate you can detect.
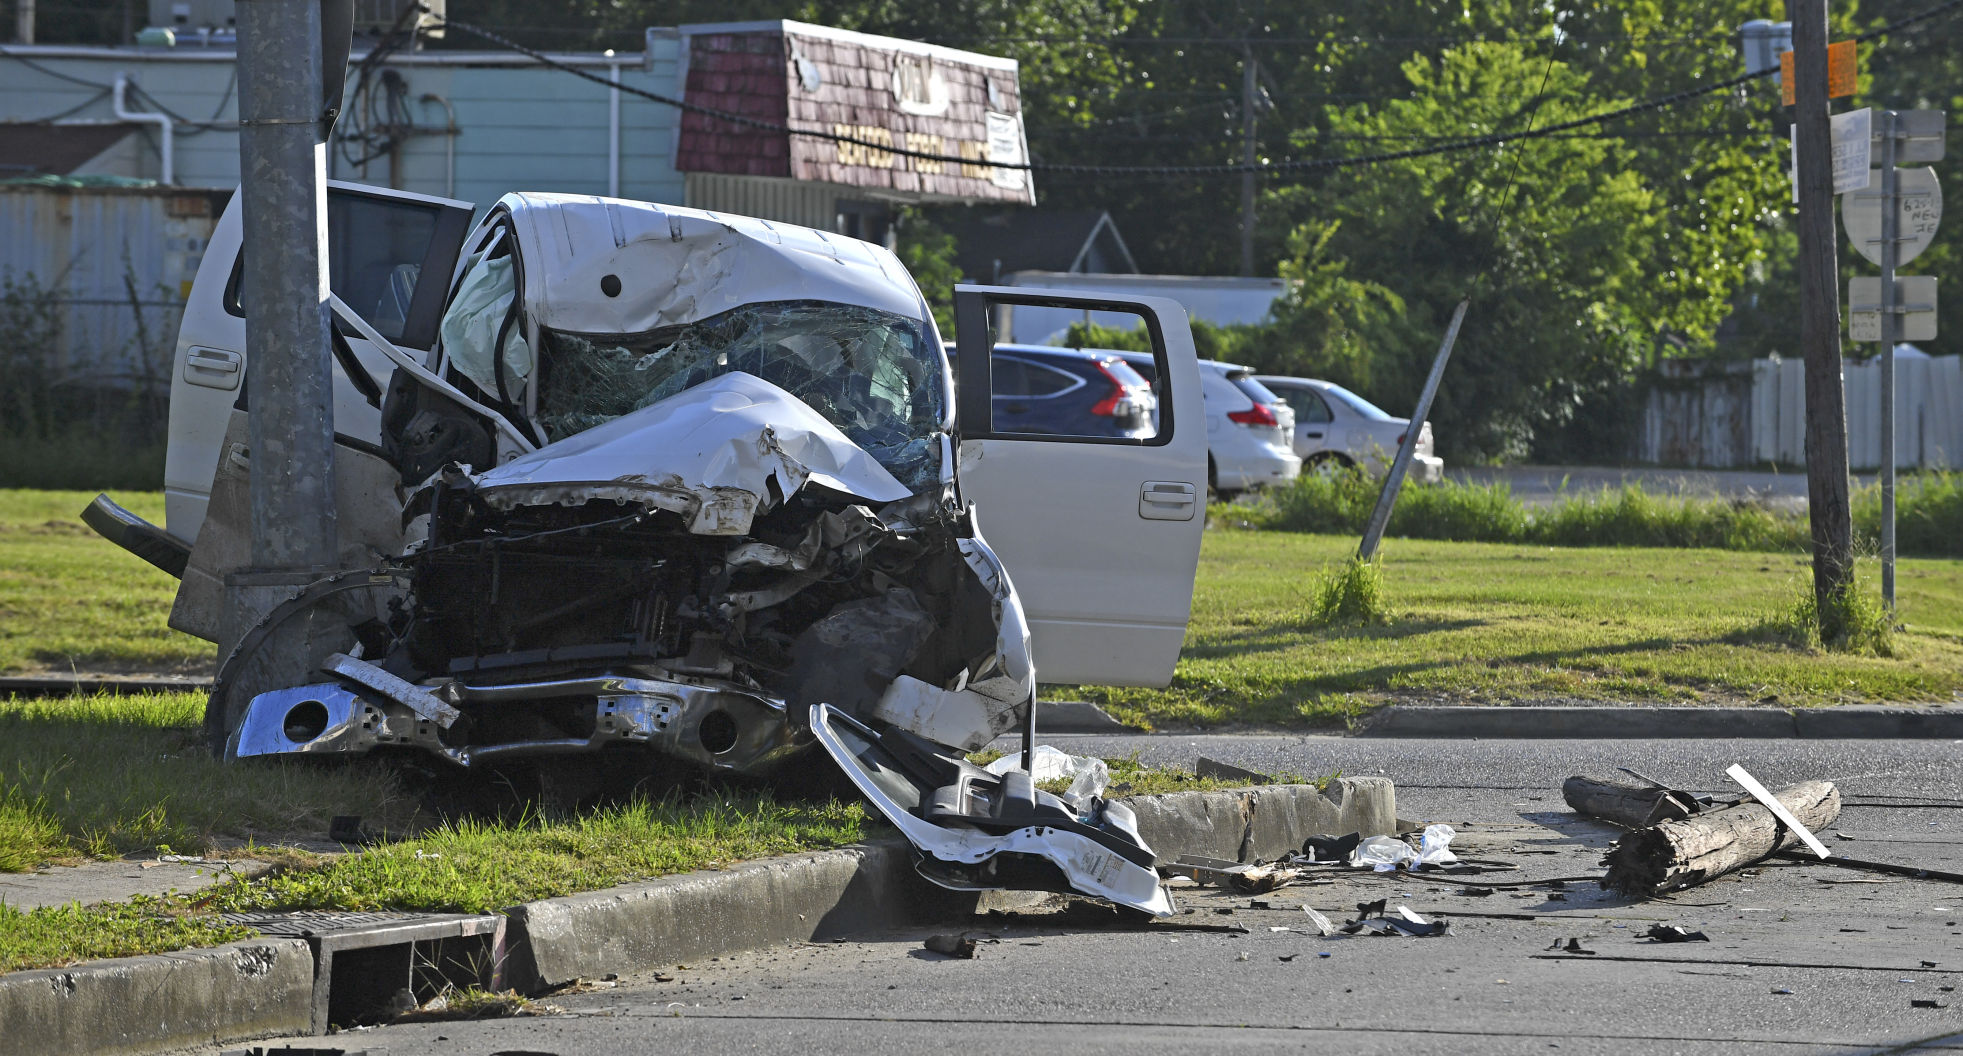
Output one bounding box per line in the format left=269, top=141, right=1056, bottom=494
left=218, top=911, right=505, bottom=1033
left=220, top=910, right=419, bottom=937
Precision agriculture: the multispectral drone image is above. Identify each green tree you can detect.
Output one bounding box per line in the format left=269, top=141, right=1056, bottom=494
left=892, top=207, right=961, bottom=337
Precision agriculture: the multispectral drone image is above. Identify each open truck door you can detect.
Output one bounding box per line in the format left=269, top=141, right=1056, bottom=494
left=132, top=182, right=475, bottom=646
left=160, top=181, right=475, bottom=546
left=949, top=285, right=1206, bottom=688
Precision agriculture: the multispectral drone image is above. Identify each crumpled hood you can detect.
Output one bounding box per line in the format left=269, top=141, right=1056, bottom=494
left=468, top=372, right=911, bottom=535
left=497, top=193, right=933, bottom=335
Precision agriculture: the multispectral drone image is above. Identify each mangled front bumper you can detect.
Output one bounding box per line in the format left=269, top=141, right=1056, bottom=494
left=235, top=664, right=803, bottom=773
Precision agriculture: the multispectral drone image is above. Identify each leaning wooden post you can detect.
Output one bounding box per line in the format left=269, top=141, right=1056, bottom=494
left=1359, top=298, right=1468, bottom=561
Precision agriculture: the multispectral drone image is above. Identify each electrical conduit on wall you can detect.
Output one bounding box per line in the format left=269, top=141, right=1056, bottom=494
left=112, top=72, right=173, bottom=185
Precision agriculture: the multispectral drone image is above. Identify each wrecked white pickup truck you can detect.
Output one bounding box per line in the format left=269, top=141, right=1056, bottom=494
left=87, top=183, right=1207, bottom=916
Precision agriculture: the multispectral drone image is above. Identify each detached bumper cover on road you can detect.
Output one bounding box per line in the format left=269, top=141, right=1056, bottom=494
left=811, top=703, right=1173, bottom=916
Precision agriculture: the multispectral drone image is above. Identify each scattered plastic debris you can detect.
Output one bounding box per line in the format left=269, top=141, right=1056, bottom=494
left=1642, top=925, right=1711, bottom=943
left=1302, top=833, right=1363, bottom=862
left=1911, top=999, right=1949, bottom=1009
left=1300, top=905, right=1338, bottom=937
left=1771, top=988, right=1794, bottom=995
left=1340, top=900, right=1450, bottom=937
left=1352, top=835, right=1422, bottom=872
left=986, top=746, right=1110, bottom=802
left=1418, top=824, right=1459, bottom=867
left=1548, top=938, right=1595, bottom=954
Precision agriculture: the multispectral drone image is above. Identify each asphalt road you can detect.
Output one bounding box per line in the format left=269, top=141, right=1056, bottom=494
left=204, top=737, right=1963, bottom=1056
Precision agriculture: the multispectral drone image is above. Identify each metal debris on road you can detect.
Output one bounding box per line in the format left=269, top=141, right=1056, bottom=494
left=1641, top=924, right=1711, bottom=943
left=923, top=934, right=979, bottom=958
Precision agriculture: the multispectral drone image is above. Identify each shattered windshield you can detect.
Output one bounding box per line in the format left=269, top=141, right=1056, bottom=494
left=536, top=300, right=945, bottom=490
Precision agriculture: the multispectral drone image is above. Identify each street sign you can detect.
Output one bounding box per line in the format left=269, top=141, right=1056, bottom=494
left=1831, top=108, right=1872, bottom=193
left=1849, top=275, right=1938, bottom=342
left=1789, top=108, right=1875, bottom=203
left=1886, top=109, right=1946, bottom=164
left=1780, top=40, right=1858, bottom=106
left=1844, top=166, right=1942, bottom=267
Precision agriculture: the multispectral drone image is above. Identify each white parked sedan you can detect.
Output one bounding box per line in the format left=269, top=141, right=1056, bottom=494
left=1111, top=353, right=1299, bottom=498
left=1255, top=375, right=1443, bottom=483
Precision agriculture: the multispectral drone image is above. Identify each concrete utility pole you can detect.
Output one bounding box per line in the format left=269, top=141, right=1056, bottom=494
left=1789, top=0, right=1855, bottom=620
left=15, top=0, right=35, bottom=44
left=236, top=0, right=337, bottom=572
left=1239, top=45, right=1258, bottom=278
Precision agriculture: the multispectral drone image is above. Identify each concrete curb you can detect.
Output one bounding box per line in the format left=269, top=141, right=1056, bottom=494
left=498, top=838, right=975, bottom=992
left=0, top=939, right=314, bottom=1056
left=499, top=776, right=1396, bottom=990
left=2, top=780, right=1397, bottom=1054
left=1125, top=777, right=1396, bottom=865
left=1362, top=704, right=1963, bottom=738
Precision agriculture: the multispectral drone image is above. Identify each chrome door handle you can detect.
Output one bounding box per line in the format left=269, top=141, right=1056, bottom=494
left=183, top=346, right=243, bottom=391
left=1140, top=480, right=1197, bottom=521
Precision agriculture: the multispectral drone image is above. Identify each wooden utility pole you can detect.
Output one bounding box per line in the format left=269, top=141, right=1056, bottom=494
left=1601, top=781, right=1841, bottom=896
left=1239, top=45, right=1258, bottom=277
left=1789, top=0, right=1855, bottom=622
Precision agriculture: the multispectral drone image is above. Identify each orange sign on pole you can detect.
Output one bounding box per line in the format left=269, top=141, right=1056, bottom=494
left=1781, top=40, right=1859, bottom=106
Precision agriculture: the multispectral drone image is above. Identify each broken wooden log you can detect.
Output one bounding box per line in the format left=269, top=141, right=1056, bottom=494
left=1563, top=773, right=1704, bottom=828
left=1601, top=780, right=1840, bottom=896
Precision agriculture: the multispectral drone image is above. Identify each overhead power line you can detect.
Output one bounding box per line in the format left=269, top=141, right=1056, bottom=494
left=424, top=0, right=1960, bottom=179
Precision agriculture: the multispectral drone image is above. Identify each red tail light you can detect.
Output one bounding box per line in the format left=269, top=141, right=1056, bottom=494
left=1228, top=402, right=1279, bottom=427
left=1396, top=433, right=1406, bottom=446
left=1089, top=361, right=1132, bottom=417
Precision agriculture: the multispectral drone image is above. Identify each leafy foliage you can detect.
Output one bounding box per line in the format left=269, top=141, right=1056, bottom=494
left=892, top=207, right=961, bottom=337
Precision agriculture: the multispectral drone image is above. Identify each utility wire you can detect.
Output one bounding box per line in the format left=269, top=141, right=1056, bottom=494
left=424, top=0, right=1961, bottom=180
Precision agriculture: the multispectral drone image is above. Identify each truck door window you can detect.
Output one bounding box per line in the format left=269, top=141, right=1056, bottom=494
left=224, top=190, right=468, bottom=350
left=954, top=294, right=1168, bottom=445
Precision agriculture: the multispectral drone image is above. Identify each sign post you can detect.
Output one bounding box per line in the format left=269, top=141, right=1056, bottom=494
left=1876, top=111, right=1900, bottom=611
left=1842, top=109, right=1946, bottom=612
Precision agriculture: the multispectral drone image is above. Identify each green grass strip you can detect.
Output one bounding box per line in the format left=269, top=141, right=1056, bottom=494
left=0, top=897, right=255, bottom=975
left=202, top=794, right=868, bottom=916
left=1220, top=471, right=1963, bottom=557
